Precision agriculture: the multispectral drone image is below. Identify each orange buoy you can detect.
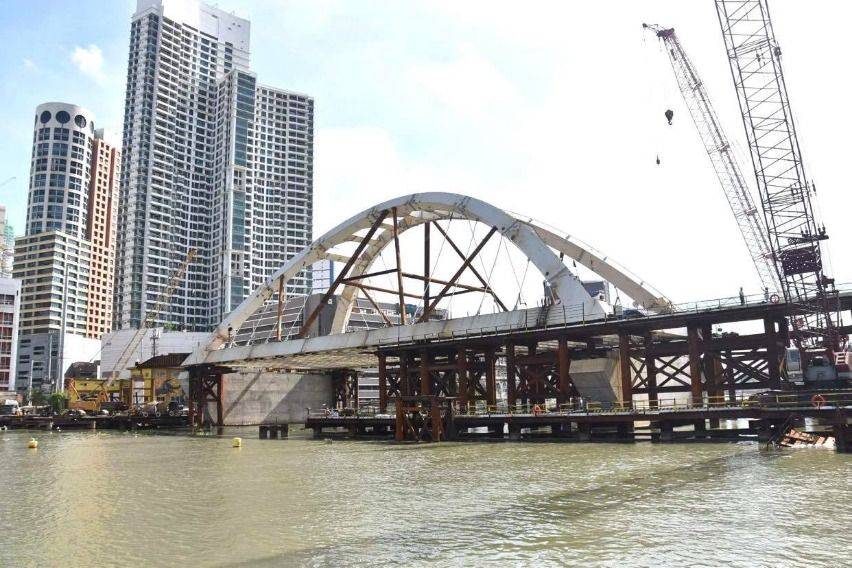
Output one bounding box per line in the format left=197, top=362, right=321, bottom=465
left=811, top=394, right=827, bottom=409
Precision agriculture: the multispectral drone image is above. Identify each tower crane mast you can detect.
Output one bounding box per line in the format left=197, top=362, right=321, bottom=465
left=643, top=24, right=780, bottom=295
left=715, top=0, right=838, bottom=348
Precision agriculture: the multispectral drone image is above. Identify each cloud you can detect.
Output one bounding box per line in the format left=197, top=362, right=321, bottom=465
left=71, top=44, right=106, bottom=83
left=22, top=58, right=38, bottom=71
left=407, top=45, right=519, bottom=119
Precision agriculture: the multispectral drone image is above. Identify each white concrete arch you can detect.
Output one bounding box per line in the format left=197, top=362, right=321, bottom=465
left=200, top=192, right=668, bottom=354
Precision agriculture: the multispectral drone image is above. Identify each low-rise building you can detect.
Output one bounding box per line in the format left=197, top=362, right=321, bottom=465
left=0, top=278, right=21, bottom=392
left=16, top=332, right=100, bottom=396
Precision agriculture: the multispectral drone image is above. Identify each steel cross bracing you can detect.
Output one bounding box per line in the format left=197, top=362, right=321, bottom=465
left=644, top=24, right=780, bottom=294
left=715, top=0, right=838, bottom=346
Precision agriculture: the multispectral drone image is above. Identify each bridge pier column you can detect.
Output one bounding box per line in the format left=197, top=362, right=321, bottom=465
left=505, top=342, right=516, bottom=410
left=378, top=354, right=388, bottom=413
left=187, top=367, right=225, bottom=430
left=764, top=318, right=782, bottom=390
left=485, top=346, right=497, bottom=406
left=834, top=411, right=850, bottom=453
left=508, top=423, right=521, bottom=441
left=420, top=349, right=431, bottom=397
left=457, top=347, right=469, bottom=410
left=724, top=349, right=736, bottom=402
left=659, top=421, right=674, bottom=443
left=333, top=371, right=359, bottom=410
left=557, top=337, right=572, bottom=406
left=687, top=326, right=703, bottom=406
left=644, top=332, right=658, bottom=408
left=618, top=333, right=633, bottom=409
left=616, top=422, right=633, bottom=441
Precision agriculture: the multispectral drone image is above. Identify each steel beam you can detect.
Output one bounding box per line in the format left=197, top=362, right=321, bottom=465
left=420, top=348, right=431, bottom=396
left=644, top=332, right=658, bottom=407
left=618, top=333, right=633, bottom=408
left=378, top=353, right=388, bottom=412
left=485, top=346, right=497, bottom=405
left=557, top=337, right=572, bottom=403
left=764, top=318, right=781, bottom=389
left=424, top=221, right=431, bottom=311
left=431, top=221, right=508, bottom=311
left=506, top=342, right=516, bottom=408
left=298, top=210, right=389, bottom=338
left=457, top=347, right=469, bottom=407
left=419, top=226, right=498, bottom=322
left=687, top=326, right=703, bottom=405
left=392, top=207, right=407, bottom=325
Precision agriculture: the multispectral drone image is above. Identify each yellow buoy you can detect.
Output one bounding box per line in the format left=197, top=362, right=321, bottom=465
left=232, top=437, right=242, bottom=448
left=28, top=438, right=38, bottom=449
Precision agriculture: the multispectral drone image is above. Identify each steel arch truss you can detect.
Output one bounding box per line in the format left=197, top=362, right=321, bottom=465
left=201, top=192, right=670, bottom=354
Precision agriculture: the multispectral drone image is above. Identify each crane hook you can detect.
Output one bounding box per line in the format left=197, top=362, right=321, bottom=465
left=664, top=109, right=674, bottom=125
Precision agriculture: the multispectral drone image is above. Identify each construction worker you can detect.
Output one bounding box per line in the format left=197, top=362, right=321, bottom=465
left=739, top=287, right=745, bottom=306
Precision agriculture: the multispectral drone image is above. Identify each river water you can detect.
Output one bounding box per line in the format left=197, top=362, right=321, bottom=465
left=1, top=429, right=849, bottom=567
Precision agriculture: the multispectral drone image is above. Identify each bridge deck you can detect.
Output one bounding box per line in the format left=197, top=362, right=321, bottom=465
left=193, top=291, right=852, bottom=372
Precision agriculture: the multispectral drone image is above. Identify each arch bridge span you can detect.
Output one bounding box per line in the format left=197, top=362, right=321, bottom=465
left=190, top=192, right=669, bottom=369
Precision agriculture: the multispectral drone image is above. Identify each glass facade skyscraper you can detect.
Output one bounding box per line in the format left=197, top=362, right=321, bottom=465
left=116, top=0, right=314, bottom=332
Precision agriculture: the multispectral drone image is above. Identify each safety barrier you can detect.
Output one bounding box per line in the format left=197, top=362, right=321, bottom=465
left=307, top=391, right=851, bottom=421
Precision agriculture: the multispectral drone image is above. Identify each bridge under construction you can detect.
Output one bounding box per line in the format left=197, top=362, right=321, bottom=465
left=182, top=1, right=852, bottom=451
left=180, top=193, right=852, bottom=452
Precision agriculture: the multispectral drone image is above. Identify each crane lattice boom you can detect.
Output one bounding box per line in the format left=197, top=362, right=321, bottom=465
left=715, top=0, right=838, bottom=347
left=644, top=24, right=780, bottom=294
left=100, top=249, right=197, bottom=395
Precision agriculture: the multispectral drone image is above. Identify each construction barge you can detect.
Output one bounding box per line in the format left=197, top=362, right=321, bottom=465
left=305, top=395, right=852, bottom=452
left=0, top=414, right=189, bottom=432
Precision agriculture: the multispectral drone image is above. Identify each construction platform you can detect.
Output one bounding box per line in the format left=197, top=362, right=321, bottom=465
left=0, top=414, right=189, bottom=431
left=305, top=399, right=851, bottom=452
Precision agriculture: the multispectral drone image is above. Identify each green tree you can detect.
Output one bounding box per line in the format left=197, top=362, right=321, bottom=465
left=48, top=392, right=69, bottom=414
left=29, top=390, right=48, bottom=406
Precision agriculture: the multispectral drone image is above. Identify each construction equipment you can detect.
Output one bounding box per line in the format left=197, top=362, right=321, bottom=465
left=67, top=249, right=196, bottom=412
left=715, top=0, right=838, bottom=350
left=643, top=23, right=781, bottom=295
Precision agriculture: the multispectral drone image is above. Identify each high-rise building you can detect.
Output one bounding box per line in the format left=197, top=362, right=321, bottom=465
left=116, top=0, right=314, bottom=332
left=0, top=206, right=14, bottom=278
left=15, top=103, right=120, bottom=338
left=86, top=129, right=121, bottom=339
left=0, top=278, right=20, bottom=393
left=14, top=103, right=119, bottom=394
left=212, top=70, right=314, bottom=317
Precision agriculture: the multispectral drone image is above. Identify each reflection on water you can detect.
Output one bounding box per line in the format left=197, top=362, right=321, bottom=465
left=1, top=429, right=849, bottom=567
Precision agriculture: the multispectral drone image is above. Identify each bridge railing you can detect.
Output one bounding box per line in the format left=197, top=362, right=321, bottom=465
left=305, top=391, right=851, bottom=421
left=450, top=392, right=852, bottom=416
left=666, top=282, right=852, bottom=315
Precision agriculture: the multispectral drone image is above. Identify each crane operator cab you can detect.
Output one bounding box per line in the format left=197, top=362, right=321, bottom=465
left=785, top=346, right=846, bottom=387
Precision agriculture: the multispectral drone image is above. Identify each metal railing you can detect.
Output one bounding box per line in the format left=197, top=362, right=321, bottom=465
left=305, top=392, right=851, bottom=422
left=231, top=283, right=852, bottom=354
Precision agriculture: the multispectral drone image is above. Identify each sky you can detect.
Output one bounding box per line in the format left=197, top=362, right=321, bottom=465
left=0, top=0, right=849, bottom=307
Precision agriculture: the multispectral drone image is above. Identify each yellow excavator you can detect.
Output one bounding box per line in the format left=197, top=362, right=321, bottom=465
left=66, top=249, right=197, bottom=413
